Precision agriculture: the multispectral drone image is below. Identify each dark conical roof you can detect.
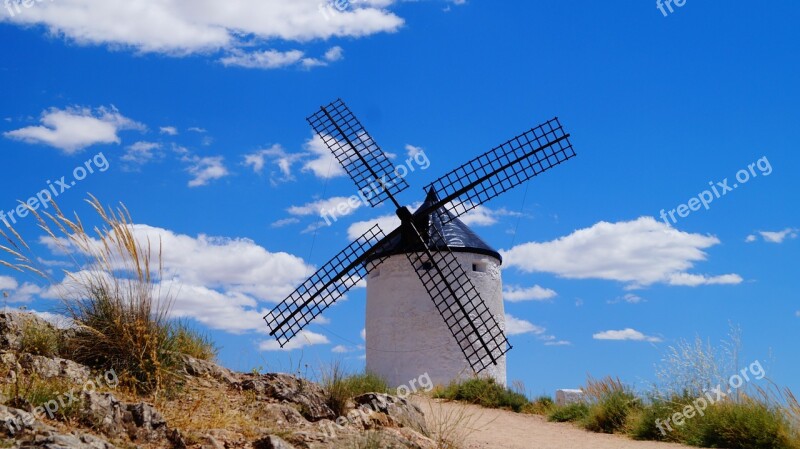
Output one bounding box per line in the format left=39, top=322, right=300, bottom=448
left=367, top=189, right=502, bottom=263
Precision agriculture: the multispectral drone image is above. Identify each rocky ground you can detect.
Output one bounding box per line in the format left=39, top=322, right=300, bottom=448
left=0, top=312, right=439, bottom=449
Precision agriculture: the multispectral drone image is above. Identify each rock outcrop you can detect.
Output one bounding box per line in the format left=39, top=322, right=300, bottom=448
left=0, top=311, right=436, bottom=449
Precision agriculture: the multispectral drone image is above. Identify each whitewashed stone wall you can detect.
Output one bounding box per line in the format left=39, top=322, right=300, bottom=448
left=365, top=252, right=506, bottom=388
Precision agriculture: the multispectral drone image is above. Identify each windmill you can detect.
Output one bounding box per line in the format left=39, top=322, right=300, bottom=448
left=264, top=99, right=576, bottom=386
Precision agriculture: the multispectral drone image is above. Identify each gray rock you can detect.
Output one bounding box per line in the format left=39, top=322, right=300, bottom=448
left=1, top=404, right=37, bottom=436
left=79, top=391, right=167, bottom=442
left=239, top=373, right=335, bottom=422
left=31, top=431, right=117, bottom=449
left=0, top=312, right=66, bottom=353
left=253, top=435, right=296, bottom=449
left=1, top=404, right=117, bottom=449
left=179, top=354, right=239, bottom=385
left=18, top=353, right=91, bottom=384
left=352, top=393, right=428, bottom=435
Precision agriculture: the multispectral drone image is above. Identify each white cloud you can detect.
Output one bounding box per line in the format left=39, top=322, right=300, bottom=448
left=608, top=293, right=644, bottom=304
left=159, top=126, right=178, bottom=136
left=324, top=46, right=344, bottom=62
left=243, top=144, right=305, bottom=184
left=289, top=196, right=362, bottom=219
left=759, top=228, right=798, bottom=244
left=38, top=224, right=316, bottom=335
left=302, top=134, right=347, bottom=179
left=544, top=340, right=571, bottom=346
left=502, top=217, right=741, bottom=289
left=259, top=330, right=329, bottom=351
left=26, top=309, right=74, bottom=329
left=0, top=277, right=43, bottom=303
left=503, top=285, right=557, bottom=302
left=5, top=283, right=43, bottom=303
left=185, top=156, right=230, bottom=187
left=745, top=235, right=757, bottom=243
left=271, top=218, right=300, bottom=228
left=332, top=345, right=350, bottom=353
left=0, top=1, right=404, bottom=57
left=122, top=141, right=163, bottom=169
left=667, top=273, right=743, bottom=287
left=505, top=314, right=545, bottom=336
left=348, top=213, right=400, bottom=240
left=4, top=106, right=144, bottom=154
left=221, top=49, right=305, bottom=69
left=0, top=276, right=18, bottom=291
left=405, top=144, right=424, bottom=158
left=360, top=328, right=366, bottom=340
left=593, top=328, right=662, bottom=343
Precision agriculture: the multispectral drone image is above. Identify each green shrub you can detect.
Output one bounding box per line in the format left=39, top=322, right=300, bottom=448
left=682, top=399, right=800, bottom=449
left=19, top=315, right=60, bottom=357
left=629, top=394, right=692, bottom=442
left=1, top=197, right=190, bottom=395
left=577, top=376, right=640, bottom=434
left=434, top=377, right=530, bottom=412
left=170, top=320, right=219, bottom=361
left=548, top=402, right=590, bottom=422
left=523, top=395, right=555, bottom=415
left=583, top=388, right=640, bottom=434
left=323, top=362, right=390, bottom=416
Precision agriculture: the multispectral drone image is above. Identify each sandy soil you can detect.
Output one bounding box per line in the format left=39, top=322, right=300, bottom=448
left=414, top=398, right=692, bottom=449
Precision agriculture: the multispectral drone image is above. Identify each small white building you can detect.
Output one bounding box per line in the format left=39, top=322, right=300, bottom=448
left=365, top=190, right=507, bottom=388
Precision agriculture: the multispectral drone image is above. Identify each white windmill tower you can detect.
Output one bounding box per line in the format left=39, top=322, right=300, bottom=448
left=365, top=189, right=506, bottom=387
left=263, top=99, right=576, bottom=388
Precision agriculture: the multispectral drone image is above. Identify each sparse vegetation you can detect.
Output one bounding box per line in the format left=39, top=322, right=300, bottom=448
left=170, top=319, right=219, bottom=362
left=542, top=331, right=800, bottom=449
left=19, top=314, right=61, bottom=357
left=522, top=395, right=555, bottom=415
left=548, top=402, right=589, bottom=423
left=321, top=361, right=390, bottom=416
left=0, top=196, right=218, bottom=395
left=434, top=377, right=529, bottom=412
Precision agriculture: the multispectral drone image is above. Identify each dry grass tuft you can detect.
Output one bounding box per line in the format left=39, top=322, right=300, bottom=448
left=0, top=196, right=217, bottom=396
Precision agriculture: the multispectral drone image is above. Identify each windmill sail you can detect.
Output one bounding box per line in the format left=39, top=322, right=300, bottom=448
left=307, top=99, right=409, bottom=208
left=402, top=206, right=511, bottom=372
left=264, top=225, right=389, bottom=347
left=422, top=117, right=575, bottom=223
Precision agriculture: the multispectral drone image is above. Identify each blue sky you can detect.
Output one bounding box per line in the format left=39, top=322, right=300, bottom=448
left=0, top=0, right=798, bottom=395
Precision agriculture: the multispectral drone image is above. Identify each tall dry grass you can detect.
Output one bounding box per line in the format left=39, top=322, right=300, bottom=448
left=0, top=196, right=215, bottom=395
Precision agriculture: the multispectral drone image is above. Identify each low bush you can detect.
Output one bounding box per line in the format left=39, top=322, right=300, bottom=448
left=322, top=362, right=390, bottom=416
left=548, top=402, right=590, bottom=422
left=434, top=377, right=530, bottom=412
left=19, top=315, right=61, bottom=358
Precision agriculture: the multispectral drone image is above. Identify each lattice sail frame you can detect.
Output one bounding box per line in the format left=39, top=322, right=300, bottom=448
left=424, top=117, right=575, bottom=222
left=307, top=99, right=409, bottom=207
left=264, top=225, right=386, bottom=347
left=404, top=211, right=511, bottom=372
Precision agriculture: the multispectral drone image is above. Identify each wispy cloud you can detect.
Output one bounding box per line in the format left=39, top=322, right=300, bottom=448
left=746, top=228, right=798, bottom=244
left=593, top=328, right=661, bottom=343
left=4, top=106, right=144, bottom=154
left=503, top=285, right=557, bottom=302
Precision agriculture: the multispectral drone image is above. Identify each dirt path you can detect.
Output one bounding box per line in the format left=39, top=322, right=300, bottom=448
left=413, top=398, right=692, bottom=449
